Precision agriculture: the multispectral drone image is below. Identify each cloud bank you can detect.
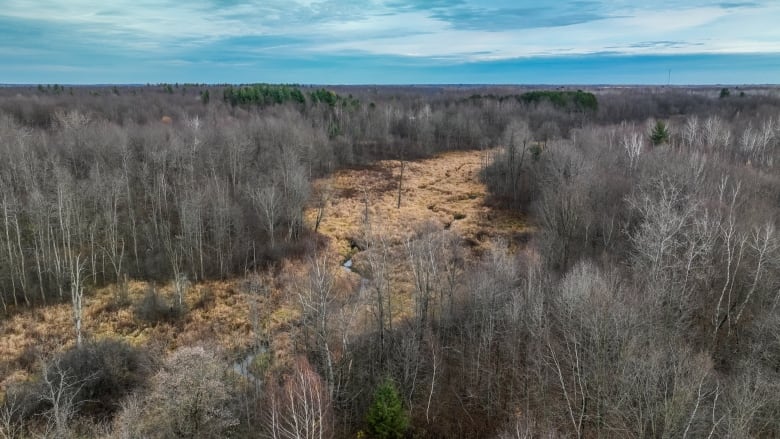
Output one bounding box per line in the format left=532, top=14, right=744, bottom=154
left=1, top=0, right=778, bottom=83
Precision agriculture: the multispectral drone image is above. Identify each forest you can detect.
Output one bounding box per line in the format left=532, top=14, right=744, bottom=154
left=1, top=83, right=780, bottom=438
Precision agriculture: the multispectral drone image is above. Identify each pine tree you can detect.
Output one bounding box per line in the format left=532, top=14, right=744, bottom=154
left=366, top=378, right=408, bottom=439
left=650, top=120, right=670, bottom=145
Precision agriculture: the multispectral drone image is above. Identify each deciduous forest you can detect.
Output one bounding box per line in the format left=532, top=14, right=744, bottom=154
left=1, top=83, right=780, bottom=438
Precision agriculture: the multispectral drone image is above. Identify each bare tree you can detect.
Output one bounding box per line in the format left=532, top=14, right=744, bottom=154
left=275, top=147, right=309, bottom=243
left=225, top=132, right=250, bottom=192
left=712, top=179, right=746, bottom=340
left=111, top=394, right=144, bottom=439
left=628, top=178, right=699, bottom=288
left=70, top=254, right=88, bottom=348
left=733, top=222, right=777, bottom=327
left=206, top=177, right=236, bottom=278
left=267, top=357, right=334, bottom=439
left=297, top=253, right=338, bottom=398
left=177, top=190, right=206, bottom=280
left=161, top=223, right=187, bottom=310
left=622, top=130, right=643, bottom=171
left=682, top=115, right=700, bottom=150
left=1, top=194, right=26, bottom=307
left=142, top=346, right=238, bottom=438
left=362, top=228, right=393, bottom=363
left=405, top=224, right=443, bottom=344
left=39, top=356, right=94, bottom=439
left=703, top=116, right=731, bottom=153
left=503, top=120, right=532, bottom=205
left=253, top=183, right=281, bottom=250
left=396, top=160, right=405, bottom=209
left=0, top=388, right=24, bottom=439
left=100, top=173, right=127, bottom=302
left=311, top=184, right=331, bottom=234
left=285, top=164, right=310, bottom=243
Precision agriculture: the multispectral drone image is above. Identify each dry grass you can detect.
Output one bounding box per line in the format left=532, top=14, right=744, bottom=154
left=306, top=149, right=529, bottom=259
left=0, top=279, right=263, bottom=388
left=305, top=149, right=530, bottom=326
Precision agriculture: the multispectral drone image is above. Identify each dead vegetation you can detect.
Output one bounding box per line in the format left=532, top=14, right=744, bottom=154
left=306, top=149, right=529, bottom=260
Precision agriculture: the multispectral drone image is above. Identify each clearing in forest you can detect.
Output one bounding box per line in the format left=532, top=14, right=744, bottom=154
left=306, top=149, right=529, bottom=259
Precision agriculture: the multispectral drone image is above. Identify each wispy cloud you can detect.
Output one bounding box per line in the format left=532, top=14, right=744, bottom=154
left=0, top=0, right=778, bottom=83
left=390, top=1, right=613, bottom=30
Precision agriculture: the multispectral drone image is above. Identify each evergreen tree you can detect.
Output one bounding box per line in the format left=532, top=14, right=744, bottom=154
left=366, top=378, right=408, bottom=439
left=650, top=120, right=670, bottom=145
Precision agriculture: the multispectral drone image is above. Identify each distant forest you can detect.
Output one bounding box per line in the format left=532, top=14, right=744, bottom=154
left=1, top=83, right=780, bottom=438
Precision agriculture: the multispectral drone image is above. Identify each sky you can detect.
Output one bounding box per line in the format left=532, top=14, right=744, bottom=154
left=1, top=0, right=779, bottom=84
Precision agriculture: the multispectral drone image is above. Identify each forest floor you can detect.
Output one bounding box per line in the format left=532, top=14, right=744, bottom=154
left=0, top=149, right=529, bottom=390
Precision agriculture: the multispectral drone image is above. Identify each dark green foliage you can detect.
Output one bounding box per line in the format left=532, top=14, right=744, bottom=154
left=223, top=84, right=306, bottom=107
left=720, top=87, right=731, bottom=98
left=201, top=89, right=210, bottom=104
left=366, top=378, right=408, bottom=439
left=530, top=143, right=543, bottom=161
left=221, top=84, right=359, bottom=109
left=310, top=88, right=338, bottom=106
left=519, top=90, right=598, bottom=111
left=327, top=121, right=341, bottom=138
left=650, top=120, right=670, bottom=145
left=465, top=90, right=598, bottom=112
left=308, top=88, right=358, bottom=108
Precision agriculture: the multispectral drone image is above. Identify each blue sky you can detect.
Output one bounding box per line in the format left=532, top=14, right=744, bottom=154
left=1, top=0, right=779, bottom=84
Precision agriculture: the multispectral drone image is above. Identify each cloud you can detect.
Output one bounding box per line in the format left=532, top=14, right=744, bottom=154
left=622, top=41, right=705, bottom=49
left=3, top=0, right=779, bottom=57
left=0, top=1, right=779, bottom=83
left=389, top=1, right=613, bottom=31
left=718, top=1, right=761, bottom=8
